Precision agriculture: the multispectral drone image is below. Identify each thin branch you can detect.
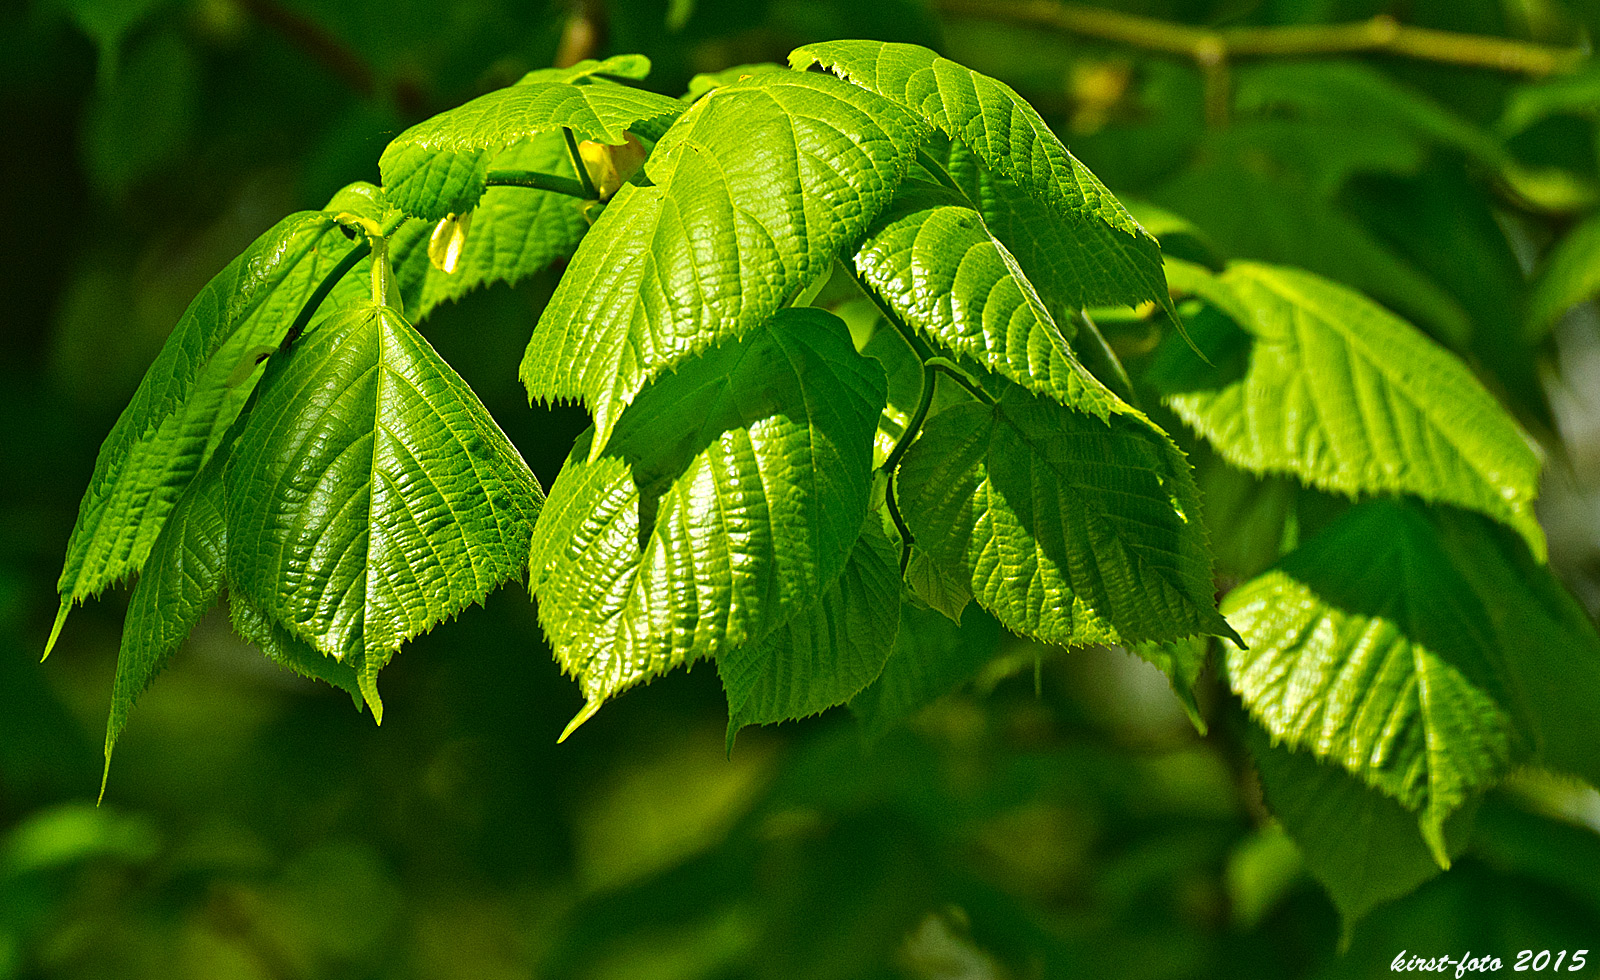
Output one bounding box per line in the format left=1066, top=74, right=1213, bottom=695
left=237, top=0, right=377, bottom=98
left=486, top=169, right=593, bottom=200
left=939, top=0, right=1587, bottom=77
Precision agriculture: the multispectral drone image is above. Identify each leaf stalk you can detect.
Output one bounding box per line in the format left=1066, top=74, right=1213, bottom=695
left=562, top=126, right=601, bottom=200
left=485, top=169, right=594, bottom=200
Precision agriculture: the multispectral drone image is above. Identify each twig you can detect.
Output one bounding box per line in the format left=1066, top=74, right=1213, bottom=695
left=939, top=0, right=1588, bottom=128
left=939, top=0, right=1587, bottom=75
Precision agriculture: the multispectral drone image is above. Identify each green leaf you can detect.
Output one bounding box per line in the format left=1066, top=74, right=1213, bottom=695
left=1246, top=721, right=1472, bottom=929
left=718, top=517, right=901, bottom=745
left=528, top=308, right=886, bottom=724
left=1499, top=64, right=1600, bottom=137
left=1528, top=212, right=1600, bottom=340
left=228, top=591, right=361, bottom=706
left=850, top=603, right=1001, bottom=741
left=849, top=181, right=1115, bottom=419
left=903, top=547, right=972, bottom=624
left=791, top=41, right=1171, bottom=318
left=1155, top=262, right=1545, bottom=558
left=1430, top=511, right=1600, bottom=790
left=225, top=303, right=544, bottom=718
left=388, top=135, right=591, bottom=321
left=522, top=69, right=926, bottom=456
left=378, top=64, right=684, bottom=221
left=1222, top=500, right=1523, bottom=863
left=103, top=452, right=227, bottom=791
left=1232, top=61, right=1505, bottom=189
left=1154, top=161, right=1474, bottom=348
left=50, top=210, right=353, bottom=655
left=896, top=381, right=1231, bottom=648
left=1130, top=636, right=1209, bottom=735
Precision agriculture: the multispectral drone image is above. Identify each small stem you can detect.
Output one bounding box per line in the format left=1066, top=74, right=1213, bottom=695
left=939, top=0, right=1587, bottom=77
left=563, top=127, right=600, bottom=200
left=886, top=471, right=913, bottom=575
left=283, top=239, right=370, bottom=346
left=486, top=169, right=593, bottom=200
left=883, top=363, right=938, bottom=477
left=928, top=358, right=996, bottom=405
left=881, top=364, right=940, bottom=577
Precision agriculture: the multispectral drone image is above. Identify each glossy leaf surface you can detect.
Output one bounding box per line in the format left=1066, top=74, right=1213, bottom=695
left=52, top=210, right=352, bottom=647
left=718, top=517, right=901, bottom=742
left=792, top=40, right=1170, bottom=316
left=1223, top=501, right=1523, bottom=862
left=226, top=303, right=543, bottom=714
left=522, top=68, right=927, bottom=456
left=529, top=308, right=886, bottom=716
left=1155, top=262, right=1544, bottom=558
left=850, top=181, right=1113, bottom=418
left=896, top=381, right=1231, bottom=648
left=379, top=57, right=683, bottom=221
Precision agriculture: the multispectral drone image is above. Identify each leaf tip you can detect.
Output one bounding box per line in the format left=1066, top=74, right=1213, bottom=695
left=358, top=671, right=384, bottom=725
left=1420, top=816, right=1451, bottom=871
left=42, top=598, right=71, bottom=662
left=558, top=697, right=604, bottom=743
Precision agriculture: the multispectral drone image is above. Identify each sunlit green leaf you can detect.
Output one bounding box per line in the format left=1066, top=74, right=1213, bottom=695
left=1223, top=501, right=1524, bottom=862
left=793, top=40, right=1171, bottom=320
left=226, top=303, right=543, bottom=717
left=529, top=308, right=886, bottom=721
left=51, top=210, right=354, bottom=654
left=719, top=517, right=901, bottom=743
left=896, top=380, right=1231, bottom=648
left=379, top=59, right=684, bottom=221
left=522, top=69, right=925, bottom=456
left=850, top=180, right=1114, bottom=418
left=388, top=135, right=591, bottom=320
left=1154, top=262, right=1544, bottom=558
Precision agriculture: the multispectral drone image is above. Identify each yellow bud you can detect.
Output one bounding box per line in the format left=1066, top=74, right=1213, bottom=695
left=428, top=210, right=473, bottom=274
left=578, top=133, right=648, bottom=201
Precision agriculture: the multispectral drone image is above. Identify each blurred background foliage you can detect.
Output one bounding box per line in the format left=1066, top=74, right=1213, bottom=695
left=5, top=0, right=1600, bottom=976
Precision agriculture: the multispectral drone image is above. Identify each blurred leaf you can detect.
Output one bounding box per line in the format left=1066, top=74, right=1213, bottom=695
left=0, top=804, right=159, bottom=877
left=80, top=30, right=197, bottom=194
left=1500, top=64, right=1600, bottom=136
left=1233, top=61, right=1504, bottom=191
left=1247, top=723, right=1472, bottom=928
left=56, top=0, right=171, bottom=80
left=1152, top=263, right=1544, bottom=557
left=1431, top=509, right=1600, bottom=790
left=1528, top=211, right=1600, bottom=339
left=1155, top=161, right=1474, bottom=348
left=1224, top=501, right=1527, bottom=861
